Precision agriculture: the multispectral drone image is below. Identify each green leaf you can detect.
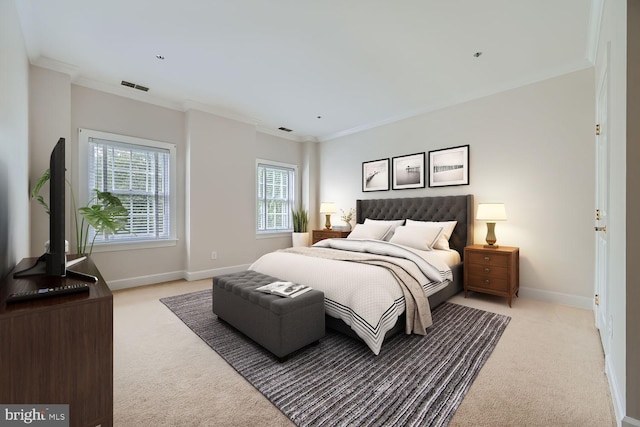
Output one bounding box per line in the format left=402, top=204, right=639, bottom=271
left=292, top=207, right=309, bottom=232
left=31, top=169, right=51, bottom=213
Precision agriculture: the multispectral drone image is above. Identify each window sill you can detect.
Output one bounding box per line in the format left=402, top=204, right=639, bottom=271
left=90, top=238, right=178, bottom=253
left=256, top=232, right=293, bottom=240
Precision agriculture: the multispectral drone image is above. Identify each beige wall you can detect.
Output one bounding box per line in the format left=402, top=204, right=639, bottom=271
left=319, top=69, right=595, bottom=307
left=28, top=66, right=71, bottom=257
left=0, top=0, right=30, bottom=278
left=26, top=75, right=303, bottom=287
left=185, top=110, right=257, bottom=275
left=69, top=85, right=187, bottom=286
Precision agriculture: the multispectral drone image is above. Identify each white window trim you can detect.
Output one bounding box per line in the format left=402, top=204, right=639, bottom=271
left=256, top=158, right=298, bottom=237
left=78, top=128, right=177, bottom=252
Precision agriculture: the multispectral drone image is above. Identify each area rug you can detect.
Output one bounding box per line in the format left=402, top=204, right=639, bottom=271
left=160, top=290, right=510, bottom=427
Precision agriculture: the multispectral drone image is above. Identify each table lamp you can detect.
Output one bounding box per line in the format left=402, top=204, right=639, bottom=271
left=476, top=203, right=507, bottom=248
left=320, top=202, right=337, bottom=230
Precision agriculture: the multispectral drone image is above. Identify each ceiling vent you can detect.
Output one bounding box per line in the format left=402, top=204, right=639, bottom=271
left=121, top=80, right=149, bottom=92
left=278, top=127, right=292, bottom=132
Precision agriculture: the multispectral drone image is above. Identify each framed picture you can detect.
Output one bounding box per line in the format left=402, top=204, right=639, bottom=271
left=392, top=152, right=425, bottom=190
left=362, top=158, right=390, bottom=192
left=428, top=145, right=470, bottom=187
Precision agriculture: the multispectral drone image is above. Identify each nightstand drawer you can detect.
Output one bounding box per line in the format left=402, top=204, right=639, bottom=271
left=467, top=264, right=508, bottom=279
left=467, top=275, right=509, bottom=292
left=467, top=251, right=510, bottom=267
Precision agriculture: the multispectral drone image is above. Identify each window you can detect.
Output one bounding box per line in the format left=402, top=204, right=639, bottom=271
left=79, top=128, right=176, bottom=249
left=256, top=159, right=297, bottom=234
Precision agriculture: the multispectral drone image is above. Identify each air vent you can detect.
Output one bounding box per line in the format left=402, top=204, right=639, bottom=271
left=121, top=80, right=149, bottom=92
left=278, top=127, right=292, bottom=132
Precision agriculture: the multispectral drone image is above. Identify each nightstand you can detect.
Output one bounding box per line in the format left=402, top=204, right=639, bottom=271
left=463, top=244, right=520, bottom=307
left=312, top=229, right=350, bottom=244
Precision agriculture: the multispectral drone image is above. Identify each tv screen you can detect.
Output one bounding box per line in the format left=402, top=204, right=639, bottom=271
left=14, top=138, right=66, bottom=277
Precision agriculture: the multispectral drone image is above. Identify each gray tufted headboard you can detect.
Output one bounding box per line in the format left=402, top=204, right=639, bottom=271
left=356, top=195, right=474, bottom=258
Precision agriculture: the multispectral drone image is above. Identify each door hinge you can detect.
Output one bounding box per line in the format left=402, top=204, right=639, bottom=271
left=595, top=294, right=600, bottom=306
left=596, top=209, right=601, bottom=220
left=596, top=123, right=601, bottom=135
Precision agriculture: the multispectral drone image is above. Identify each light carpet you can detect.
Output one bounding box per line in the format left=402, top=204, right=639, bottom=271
left=160, top=289, right=510, bottom=427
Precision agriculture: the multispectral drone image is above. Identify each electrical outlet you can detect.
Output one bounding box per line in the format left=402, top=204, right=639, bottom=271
left=211, top=251, right=217, bottom=260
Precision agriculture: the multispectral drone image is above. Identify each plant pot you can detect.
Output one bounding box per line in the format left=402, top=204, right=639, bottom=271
left=292, top=232, right=310, bottom=247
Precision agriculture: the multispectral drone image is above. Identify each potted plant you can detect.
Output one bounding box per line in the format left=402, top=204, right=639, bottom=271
left=340, top=208, right=355, bottom=231
left=291, top=207, right=310, bottom=247
left=32, top=169, right=129, bottom=255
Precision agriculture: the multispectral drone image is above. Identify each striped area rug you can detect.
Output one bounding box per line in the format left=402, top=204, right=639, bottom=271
left=160, top=290, right=510, bottom=427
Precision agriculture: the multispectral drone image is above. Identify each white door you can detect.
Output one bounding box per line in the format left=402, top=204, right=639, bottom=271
left=594, top=53, right=610, bottom=354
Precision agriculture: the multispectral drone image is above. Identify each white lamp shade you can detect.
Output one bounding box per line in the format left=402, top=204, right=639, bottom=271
left=320, top=202, right=337, bottom=214
left=476, top=203, right=507, bottom=221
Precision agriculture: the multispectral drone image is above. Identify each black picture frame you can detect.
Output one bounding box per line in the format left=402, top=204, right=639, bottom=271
left=391, top=152, right=425, bottom=190
left=428, top=145, right=470, bottom=187
left=362, top=158, right=390, bottom=192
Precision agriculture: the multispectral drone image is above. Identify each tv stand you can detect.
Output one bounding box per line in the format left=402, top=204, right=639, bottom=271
left=13, top=255, right=99, bottom=282
left=0, top=256, right=113, bottom=427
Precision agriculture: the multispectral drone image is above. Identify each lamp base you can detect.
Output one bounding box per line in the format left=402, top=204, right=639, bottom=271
left=483, top=244, right=500, bottom=249
left=324, top=214, right=332, bottom=230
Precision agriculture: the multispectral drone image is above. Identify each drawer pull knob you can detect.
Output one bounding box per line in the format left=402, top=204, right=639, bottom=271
left=484, top=279, right=490, bottom=284
left=484, top=268, right=490, bottom=273
left=484, top=256, right=490, bottom=261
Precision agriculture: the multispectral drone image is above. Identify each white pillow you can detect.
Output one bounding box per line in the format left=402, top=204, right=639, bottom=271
left=389, top=225, right=444, bottom=251
left=405, top=219, right=457, bottom=250
left=364, top=218, right=405, bottom=241
left=346, top=223, right=391, bottom=240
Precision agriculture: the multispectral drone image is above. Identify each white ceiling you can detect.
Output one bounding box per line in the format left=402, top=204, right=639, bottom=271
left=16, top=0, right=597, bottom=141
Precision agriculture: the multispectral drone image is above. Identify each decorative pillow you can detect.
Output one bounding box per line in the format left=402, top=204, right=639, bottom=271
left=364, top=218, right=405, bottom=241
left=389, top=225, right=444, bottom=251
left=405, top=219, right=457, bottom=250
left=346, top=223, right=391, bottom=241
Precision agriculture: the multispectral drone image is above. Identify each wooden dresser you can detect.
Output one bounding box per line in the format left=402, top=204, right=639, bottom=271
left=463, top=245, right=520, bottom=307
left=0, top=256, right=113, bottom=426
left=312, top=229, right=350, bottom=244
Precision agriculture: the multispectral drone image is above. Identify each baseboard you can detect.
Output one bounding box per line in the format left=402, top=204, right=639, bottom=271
left=623, top=417, right=640, bottom=427
left=517, top=286, right=593, bottom=309
left=107, top=264, right=252, bottom=290
left=107, top=270, right=185, bottom=291
left=183, top=264, right=251, bottom=281
left=605, top=353, right=626, bottom=426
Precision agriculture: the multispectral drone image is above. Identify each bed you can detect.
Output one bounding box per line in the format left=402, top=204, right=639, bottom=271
left=249, top=194, right=473, bottom=354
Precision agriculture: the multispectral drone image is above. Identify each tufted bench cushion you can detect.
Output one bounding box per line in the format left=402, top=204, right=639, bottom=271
left=212, top=270, right=325, bottom=359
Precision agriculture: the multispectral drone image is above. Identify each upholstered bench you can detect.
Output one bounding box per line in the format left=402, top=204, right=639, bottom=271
left=212, top=270, right=325, bottom=360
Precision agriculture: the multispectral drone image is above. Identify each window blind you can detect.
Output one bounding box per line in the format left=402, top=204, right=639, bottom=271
left=257, top=161, right=296, bottom=233
left=88, top=137, right=171, bottom=242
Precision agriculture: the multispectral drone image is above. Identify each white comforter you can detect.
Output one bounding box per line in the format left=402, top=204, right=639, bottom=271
left=248, top=238, right=453, bottom=355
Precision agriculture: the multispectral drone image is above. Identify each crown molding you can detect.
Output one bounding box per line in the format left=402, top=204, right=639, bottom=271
left=182, top=99, right=261, bottom=126
left=318, top=61, right=593, bottom=142
left=31, top=56, right=81, bottom=80
left=73, top=76, right=185, bottom=111
left=255, top=126, right=316, bottom=143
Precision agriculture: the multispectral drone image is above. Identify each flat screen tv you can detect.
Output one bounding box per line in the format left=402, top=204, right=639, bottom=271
left=14, top=138, right=67, bottom=277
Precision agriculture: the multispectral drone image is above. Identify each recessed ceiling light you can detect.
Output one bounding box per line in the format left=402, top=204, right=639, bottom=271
left=473, top=52, right=483, bottom=58
left=156, top=55, right=165, bottom=60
